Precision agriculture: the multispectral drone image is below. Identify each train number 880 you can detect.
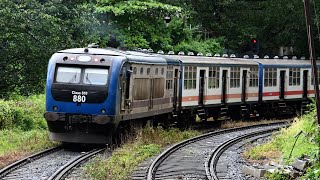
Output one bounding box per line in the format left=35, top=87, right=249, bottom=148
left=73, top=95, right=86, bottom=103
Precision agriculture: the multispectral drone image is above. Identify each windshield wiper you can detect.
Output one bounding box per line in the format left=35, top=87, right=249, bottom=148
left=85, top=74, right=92, bottom=85
left=68, top=73, right=77, bottom=83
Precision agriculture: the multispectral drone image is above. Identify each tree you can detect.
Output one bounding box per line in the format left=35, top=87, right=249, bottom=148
left=95, top=0, right=182, bottom=50
left=0, top=0, right=100, bottom=98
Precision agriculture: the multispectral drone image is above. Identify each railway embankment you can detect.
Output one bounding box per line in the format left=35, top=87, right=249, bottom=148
left=243, top=108, right=320, bottom=179
left=0, top=94, right=57, bottom=168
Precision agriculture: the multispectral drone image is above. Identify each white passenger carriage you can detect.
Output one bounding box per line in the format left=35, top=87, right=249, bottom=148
left=170, top=55, right=260, bottom=120
left=251, top=57, right=318, bottom=116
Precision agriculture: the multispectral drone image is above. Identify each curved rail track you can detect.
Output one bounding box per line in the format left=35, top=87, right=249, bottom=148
left=0, top=146, right=105, bottom=180
left=205, top=127, right=280, bottom=180
left=146, top=121, right=289, bottom=180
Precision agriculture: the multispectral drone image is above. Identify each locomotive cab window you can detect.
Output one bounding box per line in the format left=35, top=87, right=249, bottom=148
left=55, top=67, right=81, bottom=84
left=54, top=66, right=109, bottom=85
left=83, top=68, right=108, bottom=85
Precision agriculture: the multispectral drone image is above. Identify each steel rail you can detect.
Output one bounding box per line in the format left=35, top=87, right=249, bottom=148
left=205, top=125, right=287, bottom=180
left=146, top=121, right=289, bottom=180
left=48, top=148, right=105, bottom=180
left=0, top=146, right=62, bottom=178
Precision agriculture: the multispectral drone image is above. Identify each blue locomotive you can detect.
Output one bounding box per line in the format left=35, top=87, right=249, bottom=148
left=45, top=47, right=181, bottom=144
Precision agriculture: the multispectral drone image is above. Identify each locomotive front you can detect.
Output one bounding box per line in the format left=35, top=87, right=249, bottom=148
left=44, top=48, right=124, bottom=144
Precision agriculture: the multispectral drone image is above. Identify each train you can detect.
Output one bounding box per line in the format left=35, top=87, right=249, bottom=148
left=44, top=45, right=317, bottom=144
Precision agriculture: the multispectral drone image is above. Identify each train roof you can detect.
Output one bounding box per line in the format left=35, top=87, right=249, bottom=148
left=250, top=58, right=317, bottom=68
left=167, top=55, right=258, bottom=67
left=57, top=48, right=180, bottom=65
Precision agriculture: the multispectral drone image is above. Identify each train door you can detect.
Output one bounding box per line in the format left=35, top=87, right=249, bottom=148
left=120, top=65, right=132, bottom=113
left=279, top=70, right=286, bottom=99
left=303, top=70, right=308, bottom=99
left=148, top=66, right=153, bottom=110
left=221, top=69, right=228, bottom=104
left=173, top=68, right=179, bottom=110
left=242, top=70, right=248, bottom=102
left=199, top=69, right=206, bottom=105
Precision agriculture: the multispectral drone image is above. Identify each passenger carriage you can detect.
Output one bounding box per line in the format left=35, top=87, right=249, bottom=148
left=169, top=55, right=260, bottom=120
left=251, top=58, right=318, bottom=116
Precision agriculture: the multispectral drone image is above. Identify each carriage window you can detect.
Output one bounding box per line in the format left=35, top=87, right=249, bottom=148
left=230, top=67, right=240, bottom=88
left=166, top=66, right=173, bottom=90
left=83, top=68, right=108, bottom=85
left=264, top=68, right=277, bottom=87
left=161, top=68, right=164, bottom=75
left=249, top=67, right=259, bottom=87
left=289, top=68, right=300, bottom=86
left=140, top=67, right=144, bottom=75
left=184, top=66, right=197, bottom=89
left=208, top=67, right=219, bottom=89
left=147, top=68, right=150, bottom=75
left=55, top=67, right=81, bottom=84
left=133, top=67, right=137, bottom=74
left=155, top=68, right=159, bottom=75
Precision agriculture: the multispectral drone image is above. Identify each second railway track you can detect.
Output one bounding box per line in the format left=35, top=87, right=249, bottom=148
left=0, top=145, right=106, bottom=180
left=146, top=121, right=289, bottom=180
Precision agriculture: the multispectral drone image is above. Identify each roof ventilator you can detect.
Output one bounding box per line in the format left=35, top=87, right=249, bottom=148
left=188, top=52, right=194, bottom=56
left=157, top=50, right=164, bottom=54
left=168, top=51, right=175, bottom=55
left=178, top=51, right=185, bottom=55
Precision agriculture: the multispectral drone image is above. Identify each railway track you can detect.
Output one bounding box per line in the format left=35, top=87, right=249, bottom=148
left=0, top=145, right=105, bottom=180
left=146, top=121, right=289, bottom=180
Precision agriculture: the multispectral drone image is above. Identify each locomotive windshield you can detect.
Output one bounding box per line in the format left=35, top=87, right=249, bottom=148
left=56, top=67, right=81, bottom=84
left=83, top=68, right=108, bottom=85
left=55, top=66, right=109, bottom=85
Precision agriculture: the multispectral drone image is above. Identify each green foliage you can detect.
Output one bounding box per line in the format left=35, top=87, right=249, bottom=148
left=0, top=128, right=57, bottom=168
left=96, top=0, right=186, bottom=50
left=0, top=0, right=101, bottom=98
left=0, top=128, right=56, bottom=157
left=244, top=103, right=320, bottom=179
left=244, top=114, right=318, bottom=163
left=174, top=38, right=223, bottom=54
left=85, top=126, right=200, bottom=179
left=265, top=171, right=290, bottom=180
left=0, top=94, right=47, bottom=131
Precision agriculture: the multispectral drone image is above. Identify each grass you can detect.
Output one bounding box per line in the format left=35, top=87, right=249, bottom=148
left=85, top=126, right=200, bottom=179
left=243, top=108, right=320, bottom=179
left=243, top=115, right=318, bottom=163
left=0, top=128, right=57, bottom=168
left=0, top=94, right=59, bottom=168
left=0, top=94, right=47, bottom=131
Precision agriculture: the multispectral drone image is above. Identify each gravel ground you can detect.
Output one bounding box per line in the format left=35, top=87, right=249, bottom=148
left=64, top=150, right=112, bottom=180
left=2, top=150, right=82, bottom=180
left=132, top=124, right=283, bottom=180
left=219, top=134, right=272, bottom=180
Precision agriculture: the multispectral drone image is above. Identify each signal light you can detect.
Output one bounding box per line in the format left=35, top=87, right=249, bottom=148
left=252, top=39, right=257, bottom=44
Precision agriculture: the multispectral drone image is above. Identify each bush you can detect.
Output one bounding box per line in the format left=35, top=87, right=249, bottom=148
left=0, top=94, right=47, bottom=131
left=0, top=100, right=14, bottom=129
left=173, top=38, right=223, bottom=55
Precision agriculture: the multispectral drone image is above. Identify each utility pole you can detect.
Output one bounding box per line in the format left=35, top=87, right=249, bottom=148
left=303, top=0, right=320, bottom=125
